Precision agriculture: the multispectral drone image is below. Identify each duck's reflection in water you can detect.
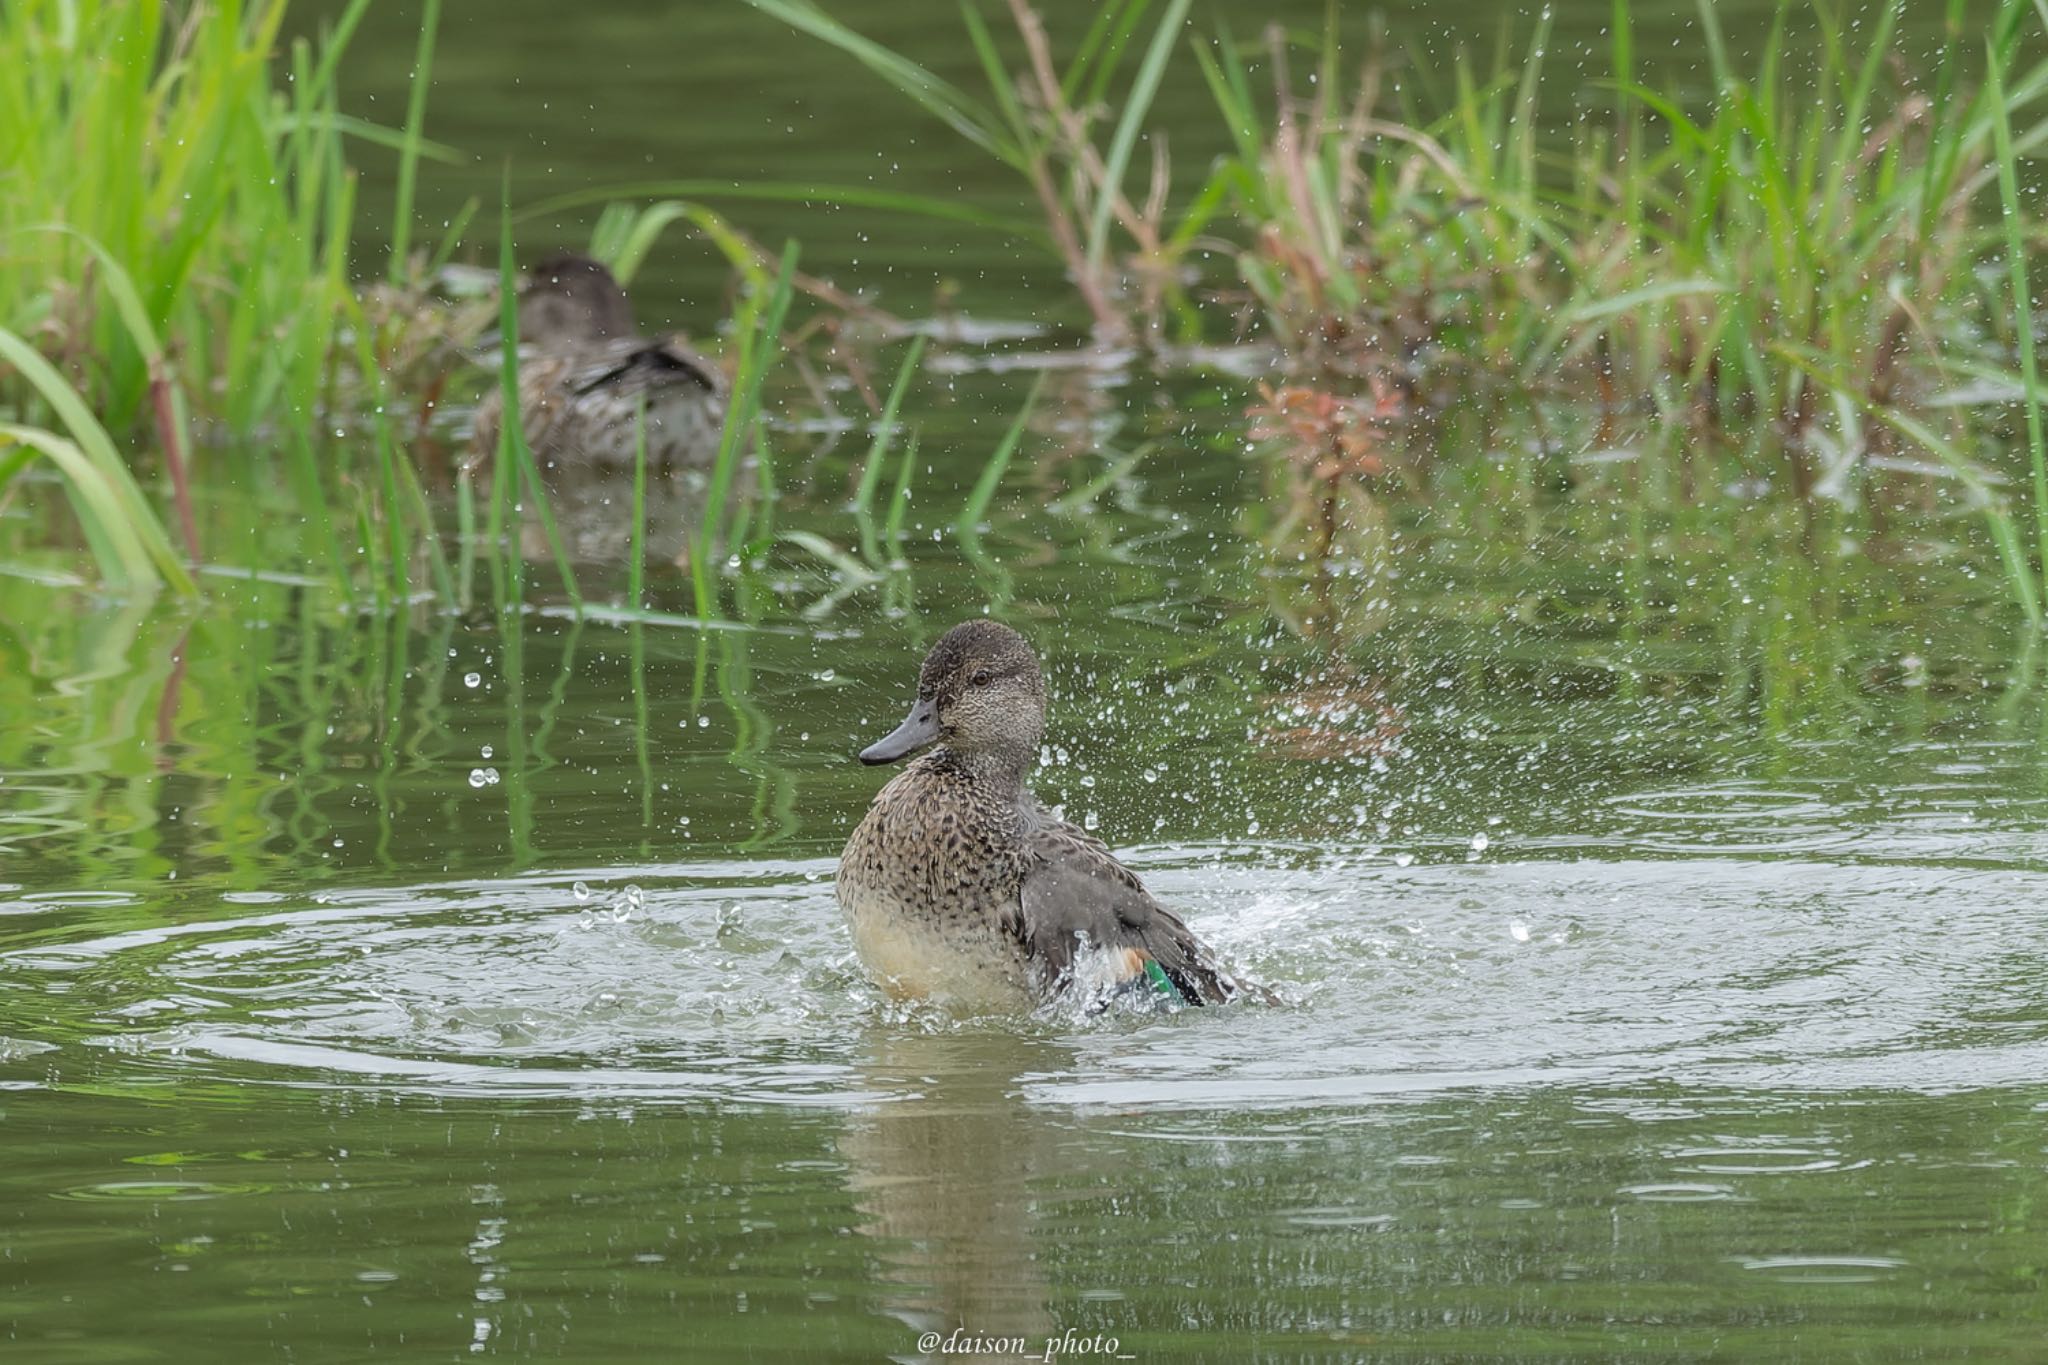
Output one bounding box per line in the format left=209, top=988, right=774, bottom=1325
left=839, top=1028, right=1068, bottom=1364
left=511, top=468, right=711, bottom=569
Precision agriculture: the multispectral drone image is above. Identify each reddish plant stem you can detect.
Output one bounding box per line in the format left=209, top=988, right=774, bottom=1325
left=1004, top=0, right=1161, bottom=257
left=149, top=371, right=201, bottom=564
left=154, top=626, right=191, bottom=772
left=1023, top=149, right=1130, bottom=344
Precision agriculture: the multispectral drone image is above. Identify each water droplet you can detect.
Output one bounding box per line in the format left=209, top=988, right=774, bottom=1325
left=572, top=881, right=590, bottom=902
left=463, top=672, right=482, bottom=688
left=1509, top=920, right=1532, bottom=943
left=1394, top=852, right=1414, bottom=868
left=480, top=744, right=494, bottom=759
left=1470, top=832, right=1490, bottom=853
left=468, top=767, right=499, bottom=788
left=1142, top=768, right=1158, bottom=783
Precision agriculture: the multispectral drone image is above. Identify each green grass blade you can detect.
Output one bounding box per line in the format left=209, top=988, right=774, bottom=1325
left=695, top=242, right=799, bottom=618
left=853, top=332, right=929, bottom=518
left=517, top=180, right=1043, bottom=242
left=1069, top=0, right=1154, bottom=108
left=739, top=0, right=1020, bottom=167
left=0, top=325, right=194, bottom=595
left=603, top=201, right=697, bottom=286
left=957, top=371, right=1047, bottom=534
left=961, top=2, right=1033, bottom=152
left=387, top=0, right=442, bottom=282
left=495, top=179, right=582, bottom=615
left=883, top=427, right=921, bottom=554
left=1695, top=0, right=1734, bottom=90
left=1987, top=38, right=2048, bottom=603
left=268, top=111, right=463, bottom=164
left=629, top=399, right=648, bottom=609
left=0, top=422, right=156, bottom=590
left=1085, top=0, right=1191, bottom=268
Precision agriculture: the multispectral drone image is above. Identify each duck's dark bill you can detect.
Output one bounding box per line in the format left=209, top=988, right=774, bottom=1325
left=858, top=701, right=939, bottom=765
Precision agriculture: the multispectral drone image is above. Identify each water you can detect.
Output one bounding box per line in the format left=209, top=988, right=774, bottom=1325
left=8, top=545, right=2046, bottom=1358
left=306, top=0, right=1981, bottom=321
left=9, top=0, right=2048, bottom=1359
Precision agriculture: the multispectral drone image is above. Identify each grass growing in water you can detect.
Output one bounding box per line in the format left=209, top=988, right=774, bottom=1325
left=8, top=0, right=2048, bottom=641
left=0, top=0, right=470, bottom=597
left=0, top=234, right=202, bottom=596
left=0, top=0, right=470, bottom=431
left=688, top=243, right=799, bottom=621
left=741, top=0, right=1206, bottom=345
left=757, top=0, right=2048, bottom=624
left=0, top=328, right=193, bottom=597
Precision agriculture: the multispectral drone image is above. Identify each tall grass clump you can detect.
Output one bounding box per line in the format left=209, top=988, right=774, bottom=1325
left=756, top=0, right=2048, bottom=620
left=2, top=0, right=420, bottom=430
left=1205, top=0, right=2048, bottom=614
left=0, top=0, right=464, bottom=594
left=1206, top=1, right=2045, bottom=424
left=1194, top=15, right=1564, bottom=384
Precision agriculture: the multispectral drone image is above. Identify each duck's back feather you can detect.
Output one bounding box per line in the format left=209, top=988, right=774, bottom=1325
left=468, top=335, right=724, bottom=475
left=1017, top=818, right=1247, bottom=1005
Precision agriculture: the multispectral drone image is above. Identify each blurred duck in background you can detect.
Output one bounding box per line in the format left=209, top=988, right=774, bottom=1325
left=470, top=253, right=724, bottom=476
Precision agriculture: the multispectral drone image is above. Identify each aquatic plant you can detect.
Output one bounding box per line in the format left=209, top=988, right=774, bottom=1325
left=675, top=242, right=799, bottom=621
left=0, top=326, right=194, bottom=597
left=741, top=0, right=1205, bottom=345
left=1207, top=0, right=2046, bottom=440
left=0, top=0, right=466, bottom=427
left=0, top=0, right=471, bottom=596
left=753, top=0, right=2048, bottom=624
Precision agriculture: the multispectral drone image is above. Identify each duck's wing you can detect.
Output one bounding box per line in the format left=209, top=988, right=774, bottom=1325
left=569, top=336, right=721, bottom=400
left=1018, top=821, right=1248, bottom=1006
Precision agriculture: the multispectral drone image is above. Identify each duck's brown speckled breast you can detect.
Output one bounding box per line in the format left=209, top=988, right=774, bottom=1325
left=836, top=752, right=1035, bottom=1005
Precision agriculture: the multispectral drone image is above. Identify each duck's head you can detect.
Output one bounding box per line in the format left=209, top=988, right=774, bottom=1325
left=517, top=253, right=634, bottom=346
left=860, top=620, right=1046, bottom=770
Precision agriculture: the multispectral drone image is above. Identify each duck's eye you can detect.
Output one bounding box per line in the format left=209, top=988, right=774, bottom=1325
left=970, top=669, right=994, bottom=688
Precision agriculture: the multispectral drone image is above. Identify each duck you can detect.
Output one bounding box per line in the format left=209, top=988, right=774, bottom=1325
left=469, top=253, right=724, bottom=476
left=837, top=619, right=1264, bottom=1010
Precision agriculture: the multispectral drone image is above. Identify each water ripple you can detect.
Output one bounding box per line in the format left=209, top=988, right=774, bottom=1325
left=4, top=846, right=2047, bottom=1110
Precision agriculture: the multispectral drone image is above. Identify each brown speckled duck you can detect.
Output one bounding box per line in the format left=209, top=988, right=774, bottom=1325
left=471, top=254, right=723, bottom=475
left=837, top=620, right=1262, bottom=1009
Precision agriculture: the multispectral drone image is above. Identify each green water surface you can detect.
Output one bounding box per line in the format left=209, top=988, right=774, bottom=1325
left=5, top=2, right=2048, bottom=1361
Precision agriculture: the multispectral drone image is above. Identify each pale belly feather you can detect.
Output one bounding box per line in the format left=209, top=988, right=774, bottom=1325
left=840, top=880, right=1032, bottom=1008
